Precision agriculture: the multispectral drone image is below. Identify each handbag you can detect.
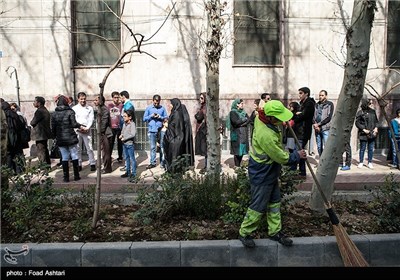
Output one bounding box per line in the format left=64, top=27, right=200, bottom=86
left=50, top=140, right=61, bottom=159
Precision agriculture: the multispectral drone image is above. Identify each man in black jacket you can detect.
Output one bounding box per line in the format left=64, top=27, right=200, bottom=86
left=293, top=87, right=315, bottom=177
left=31, top=96, right=52, bottom=165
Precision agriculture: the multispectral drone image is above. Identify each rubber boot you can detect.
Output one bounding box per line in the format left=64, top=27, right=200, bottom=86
left=62, top=161, right=69, bottom=182
left=72, top=159, right=81, bottom=181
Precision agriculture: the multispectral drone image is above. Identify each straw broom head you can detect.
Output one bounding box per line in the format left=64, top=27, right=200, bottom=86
left=332, top=224, right=369, bottom=267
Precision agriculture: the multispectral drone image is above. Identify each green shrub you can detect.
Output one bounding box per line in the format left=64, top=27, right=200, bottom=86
left=368, top=173, right=400, bottom=233
left=134, top=170, right=227, bottom=224
left=221, top=165, right=251, bottom=224
left=1, top=162, right=64, bottom=237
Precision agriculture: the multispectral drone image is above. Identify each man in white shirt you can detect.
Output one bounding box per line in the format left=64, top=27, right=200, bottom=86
left=73, top=92, right=96, bottom=171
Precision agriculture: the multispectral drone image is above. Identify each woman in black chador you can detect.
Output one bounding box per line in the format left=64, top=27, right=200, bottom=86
left=163, top=98, right=194, bottom=173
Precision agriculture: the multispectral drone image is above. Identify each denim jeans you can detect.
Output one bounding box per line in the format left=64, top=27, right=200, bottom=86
left=315, top=130, right=329, bottom=157
left=148, top=131, right=158, bottom=166
left=391, top=138, right=400, bottom=166
left=160, top=130, right=166, bottom=168
left=359, top=139, right=375, bottom=164
left=59, top=145, right=79, bottom=161
left=124, top=144, right=137, bottom=177
left=292, top=139, right=307, bottom=176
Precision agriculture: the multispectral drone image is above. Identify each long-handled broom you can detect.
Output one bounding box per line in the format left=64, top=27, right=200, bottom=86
left=287, top=125, right=369, bottom=267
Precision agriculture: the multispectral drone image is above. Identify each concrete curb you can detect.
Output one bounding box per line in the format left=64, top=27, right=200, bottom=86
left=2, top=233, right=399, bottom=267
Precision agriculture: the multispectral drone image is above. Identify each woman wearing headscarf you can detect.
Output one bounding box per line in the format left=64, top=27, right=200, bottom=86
left=163, top=98, right=194, bottom=173
left=194, top=92, right=207, bottom=173
left=51, top=95, right=85, bottom=182
left=227, top=98, right=250, bottom=168
left=1, top=100, right=25, bottom=173
left=355, top=98, right=378, bottom=169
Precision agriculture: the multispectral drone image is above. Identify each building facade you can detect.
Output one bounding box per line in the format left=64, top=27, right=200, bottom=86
left=1, top=0, right=399, bottom=153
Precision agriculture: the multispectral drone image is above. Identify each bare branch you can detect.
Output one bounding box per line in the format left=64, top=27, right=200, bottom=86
left=336, top=0, right=349, bottom=30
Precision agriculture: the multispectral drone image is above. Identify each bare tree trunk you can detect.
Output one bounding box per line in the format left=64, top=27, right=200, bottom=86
left=92, top=62, right=120, bottom=228
left=205, top=0, right=224, bottom=174
left=206, top=72, right=222, bottom=174
left=310, top=0, right=377, bottom=212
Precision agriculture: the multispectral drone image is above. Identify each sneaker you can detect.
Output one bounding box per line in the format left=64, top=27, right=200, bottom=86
left=146, top=164, right=156, bottom=169
left=239, top=235, right=255, bottom=248
left=269, top=231, right=293, bottom=247
left=367, top=163, right=374, bottom=169
left=357, top=163, right=363, bottom=168
left=120, top=166, right=126, bottom=171
left=128, top=175, right=137, bottom=183
left=120, top=173, right=129, bottom=178
left=117, top=158, right=123, bottom=163
left=340, top=165, right=350, bottom=171
left=388, top=164, right=399, bottom=169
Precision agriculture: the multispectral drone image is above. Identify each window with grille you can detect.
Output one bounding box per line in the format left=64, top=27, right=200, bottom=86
left=134, top=110, right=149, bottom=151
left=71, top=0, right=121, bottom=66
left=387, top=0, right=400, bottom=67
left=233, top=0, right=282, bottom=66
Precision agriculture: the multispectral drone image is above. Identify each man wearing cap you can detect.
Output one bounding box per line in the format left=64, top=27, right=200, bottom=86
left=238, top=100, right=307, bottom=248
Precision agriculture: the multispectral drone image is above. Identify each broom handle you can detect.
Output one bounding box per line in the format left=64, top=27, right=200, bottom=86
left=287, top=125, right=331, bottom=207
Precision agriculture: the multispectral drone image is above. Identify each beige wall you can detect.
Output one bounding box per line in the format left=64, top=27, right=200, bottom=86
left=1, top=0, right=399, bottom=153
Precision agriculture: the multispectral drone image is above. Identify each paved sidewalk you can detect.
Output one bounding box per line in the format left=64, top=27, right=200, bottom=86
left=43, top=151, right=399, bottom=193
left=41, top=151, right=400, bottom=193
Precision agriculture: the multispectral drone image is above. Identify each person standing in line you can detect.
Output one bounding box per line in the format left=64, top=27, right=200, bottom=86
left=292, top=87, right=316, bottom=177
left=340, top=141, right=352, bottom=171
left=159, top=118, right=168, bottom=170
left=285, top=101, right=301, bottom=171
left=2, top=100, right=25, bottom=173
left=163, top=98, right=194, bottom=173
left=260, top=93, right=271, bottom=103
left=94, top=95, right=113, bottom=173
left=388, top=108, right=400, bottom=169
left=30, top=96, right=52, bottom=165
left=67, top=96, right=74, bottom=107
left=10, top=103, right=30, bottom=151
left=249, top=98, right=261, bottom=147
left=227, top=99, right=250, bottom=168
left=355, top=98, right=378, bottom=169
left=120, top=109, right=137, bottom=182
left=10, top=103, right=28, bottom=124
left=238, top=100, right=307, bottom=248
left=52, top=95, right=84, bottom=182
left=107, top=91, right=124, bottom=163
left=143, top=94, right=168, bottom=169
left=120, top=90, right=135, bottom=123
left=73, top=92, right=96, bottom=171
left=312, top=90, right=334, bottom=158
left=194, top=92, right=207, bottom=174
left=119, top=90, right=135, bottom=171
left=1, top=104, right=8, bottom=166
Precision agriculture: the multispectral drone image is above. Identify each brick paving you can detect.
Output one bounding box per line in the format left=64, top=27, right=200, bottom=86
left=45, top=151, right=399, bottom=193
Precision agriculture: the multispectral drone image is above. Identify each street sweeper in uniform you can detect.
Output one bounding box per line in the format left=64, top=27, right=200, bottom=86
left=238, top=100, right=307, bottom=248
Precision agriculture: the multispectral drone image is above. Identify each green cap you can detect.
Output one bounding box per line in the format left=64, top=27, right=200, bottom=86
left=264, top=100, right=293, bottom=122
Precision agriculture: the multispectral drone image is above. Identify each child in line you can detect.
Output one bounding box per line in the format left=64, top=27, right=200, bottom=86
left=119, top=109, right=137, bottom=182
